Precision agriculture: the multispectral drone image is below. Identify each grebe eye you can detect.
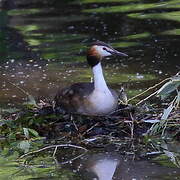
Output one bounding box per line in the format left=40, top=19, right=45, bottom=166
left=103, top=47, right=107, bottom=50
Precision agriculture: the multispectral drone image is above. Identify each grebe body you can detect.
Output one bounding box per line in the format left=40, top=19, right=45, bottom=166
left=55, top=41, right=128, bottom=115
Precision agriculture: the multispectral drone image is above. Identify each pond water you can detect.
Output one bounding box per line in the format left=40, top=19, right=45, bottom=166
left=0, top=0, right=180, bottom=179
left=0, top=0, right=179, bottom=107
left=0, top=139, right=180, bottom=179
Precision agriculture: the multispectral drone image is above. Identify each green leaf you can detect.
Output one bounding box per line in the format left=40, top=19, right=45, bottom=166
left=19, top=140, right=30, bottom=153
left=8, top=133, right=16, bottom=140
left=0, top=120, right=6, bottom=126
left=161, top=103, right=174, bottom=120
left=27, top=94, right=37, bottom=106
left=23, top=94, right=38, bottom=108
left=157, top=80, right=180, bottom=100
left=175, top=91, right=180, bottom=106
left=0, top=108, right=19, bottom=114
left=28, top=128, right=39, bottom=137
left=23, top=128, right=29, bottom=139
left=171, top=74, right=180, bottom=82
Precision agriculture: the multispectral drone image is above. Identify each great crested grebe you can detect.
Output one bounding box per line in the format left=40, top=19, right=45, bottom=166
left=54, top=41, right=128, bottom=115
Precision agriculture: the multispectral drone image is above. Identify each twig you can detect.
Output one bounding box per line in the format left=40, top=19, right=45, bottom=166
left=59, top=151, right=87, bottom=165
left=73, top=120, right=79, bottom=131
left=161, top=119, right=168, bottom=137
left=19, top=144, right=88, bottom=159
left=108, top=106, right=132, bottom=115
left=53, top=146, right=58, bottom=157
left=136, top=90, right=158, bottom=106
left=108, top=120, right=125, bottom=126
left=8, top=81, right=30, bottom=97
left=128, top=78, right=170, bottom=103
left=7, top=81, right=38, bottom=107
left=81, top=122, right=99, bottom=136
left=129, top=113, right=134, bottom=139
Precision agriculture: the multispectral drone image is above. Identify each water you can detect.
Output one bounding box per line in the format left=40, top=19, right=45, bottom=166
left=0, top=139, right=180, bottom=179
left=0, top=0, right=180, bottom=179
left=0, top=0, right=179, bottom=107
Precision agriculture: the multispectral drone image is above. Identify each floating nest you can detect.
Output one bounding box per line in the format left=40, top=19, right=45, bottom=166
left=3, top=99, right=178, bottom=146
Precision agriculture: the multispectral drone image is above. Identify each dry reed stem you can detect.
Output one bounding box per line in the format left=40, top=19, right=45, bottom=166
left=128, top=78, right=171, bottom=103
left=19, top=144, right=88, bottom=159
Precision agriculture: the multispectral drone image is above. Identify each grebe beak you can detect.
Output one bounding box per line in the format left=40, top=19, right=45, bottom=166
left=111, top=49, right=128, bottom=57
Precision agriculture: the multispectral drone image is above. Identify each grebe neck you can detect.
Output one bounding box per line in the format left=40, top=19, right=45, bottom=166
left=92, top=63, right=109, bottom=92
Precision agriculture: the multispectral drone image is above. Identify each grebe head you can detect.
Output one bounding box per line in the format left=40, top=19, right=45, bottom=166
left=87, top=41, right=128, bottom=67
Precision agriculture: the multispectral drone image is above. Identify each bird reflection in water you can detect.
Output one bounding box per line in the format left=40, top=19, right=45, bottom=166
left=60, top=151, right=180, bottom=180
left=89, top=157, right=119, bottom=180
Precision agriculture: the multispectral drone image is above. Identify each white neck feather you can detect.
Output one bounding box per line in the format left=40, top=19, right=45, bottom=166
left=92, top=63, right=109, bottom=92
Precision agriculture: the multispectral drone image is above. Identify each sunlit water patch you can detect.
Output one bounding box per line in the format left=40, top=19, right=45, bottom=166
left=162, top=29, right=180, bottom=35
left=128, top=11, right=180, bottom=23
left=83, top=0, right=180, bottom=13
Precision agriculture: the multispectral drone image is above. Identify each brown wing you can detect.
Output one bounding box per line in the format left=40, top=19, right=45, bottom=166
left=54, top=82, right=94, bottom=113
